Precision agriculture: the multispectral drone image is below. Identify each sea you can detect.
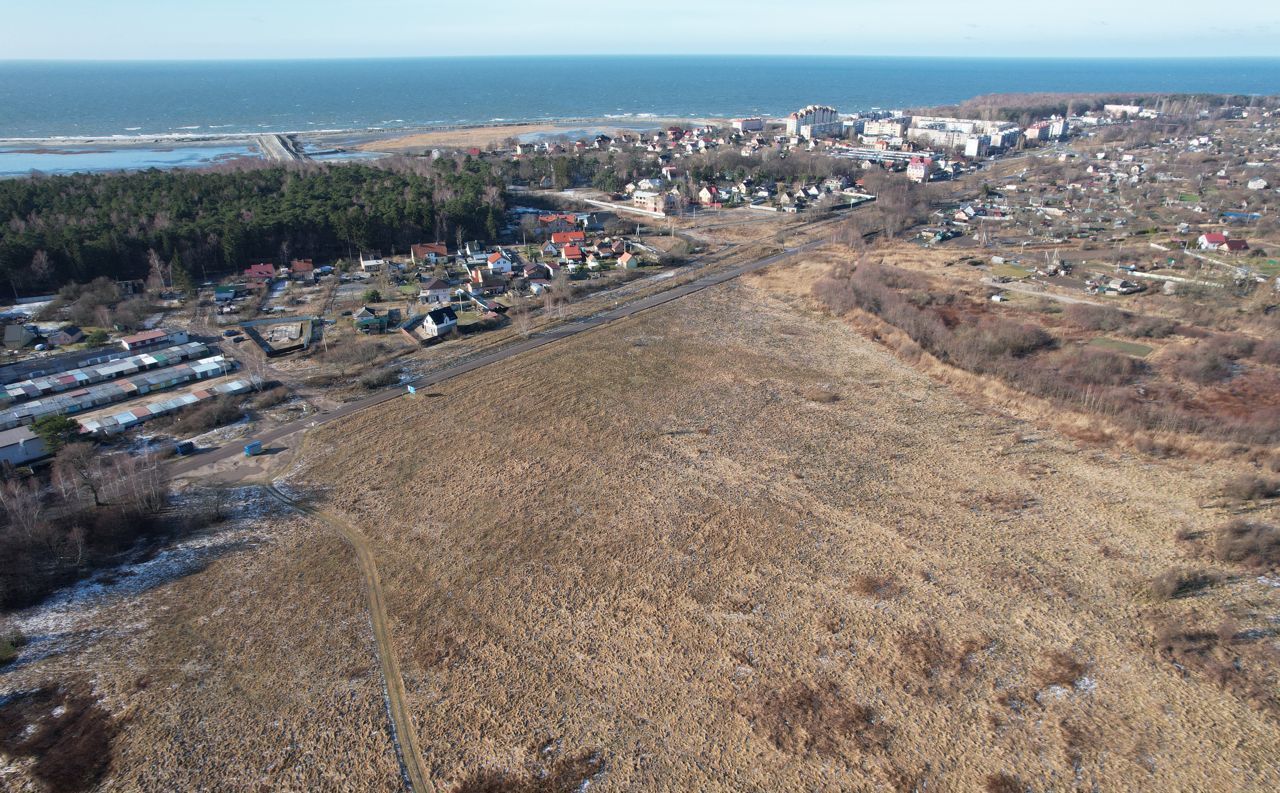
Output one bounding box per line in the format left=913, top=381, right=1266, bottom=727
left=0, top=56, right=1277, bottom=176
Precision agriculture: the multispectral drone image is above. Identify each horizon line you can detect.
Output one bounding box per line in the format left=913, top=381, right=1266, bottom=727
left=4, top=53, right=1280, bottom=64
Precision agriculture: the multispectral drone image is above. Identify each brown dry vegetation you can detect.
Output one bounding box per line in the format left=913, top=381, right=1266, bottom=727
left=814, top=256, right=1280, bottom=448
left=0, top=491, right=401, bottom=791
left=289, top=272, right=1280, bottom=790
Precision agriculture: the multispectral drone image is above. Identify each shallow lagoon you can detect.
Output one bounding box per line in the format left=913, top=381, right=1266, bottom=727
left=0, top=144, right=257, bottom=177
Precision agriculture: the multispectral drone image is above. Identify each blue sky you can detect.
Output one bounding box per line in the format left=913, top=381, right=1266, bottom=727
left=6, top=0, right=1279, bottom=59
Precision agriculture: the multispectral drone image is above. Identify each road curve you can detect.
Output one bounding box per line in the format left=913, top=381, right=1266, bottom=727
left=264, top=484, right=433, bottom=793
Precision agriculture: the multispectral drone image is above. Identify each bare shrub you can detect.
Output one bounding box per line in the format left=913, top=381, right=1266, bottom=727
left=1065, top=303, right=1127, bottom=332
left=1154, top=618, right=1280, bottom=713
left=1250, top=337, right=1280, bottom=365
left=1164, top=346, right=1233, bottom=384
left=1220, top=475, right=1280, bottom=504
left=1064, top=304, right=1174, bottom=338
left=1205, top=333, right=1255, bottom=360
left=1214, top=520, right=1280, bottom=569
left=170, top=394, right=244, bottom=435
left=0, top=684, right=118, bottom=793
left=251, top=385, right=290, bottom=410
left=453, top=751, right=605, bottom=793
left=748, top=681, right=891, bottom=755
left=853, top=574, right=904, bottom=599
left=359, top=367, right=400, bottom=389
left=986, top=773, right=1026, bottom=793
left=1150, top=568, right=1219, bottom=600
left=1035, top=651, right=1088, bottom=687
left=1048, top=347, right=1145, bottom=386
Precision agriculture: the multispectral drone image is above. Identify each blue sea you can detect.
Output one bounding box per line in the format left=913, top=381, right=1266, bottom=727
left=0, top=56, right=1276, bottom=174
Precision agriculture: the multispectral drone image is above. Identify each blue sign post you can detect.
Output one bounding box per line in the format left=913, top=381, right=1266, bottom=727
left=407, top=384, right=416, bottom=395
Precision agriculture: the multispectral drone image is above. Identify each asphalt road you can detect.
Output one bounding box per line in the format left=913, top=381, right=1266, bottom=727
left=169, top=238, right=825, bottom=478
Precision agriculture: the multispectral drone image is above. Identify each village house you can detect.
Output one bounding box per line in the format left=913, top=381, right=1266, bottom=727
left=47, top=325, right=83, bottom=347
left=561, top=245, right=585, bottom=267
left=550, top=231, right=585, bottom=247
left=468, top=268, right=508, bottom=295
left=1198, top=232, right=1230, bottom=250
left=289, top=259, right=316, bottom=282
left=1224, top=239, right=1250, bottom=254
left=907, top=157, right=935, bottom=183
left=537, top=213, right=577, bottom=234
left=244, top=262, right=275, bottom=285
left=353, top=306, right=394, bottom=334
left=400, top=306, right=457, bottom=343
left=418, top=278, right=452, bottom=305
left=617, top=252, right=638, bottom=270
left=410, top=243, right=450, bottom=265
left=487, top=250, right=514, bottom=274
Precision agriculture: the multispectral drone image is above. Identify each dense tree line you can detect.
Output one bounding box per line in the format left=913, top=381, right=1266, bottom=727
left=0, top=157, right=506, bottom=296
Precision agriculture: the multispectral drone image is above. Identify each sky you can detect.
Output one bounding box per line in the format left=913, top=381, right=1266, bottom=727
left=5, top=0, right=1280, bottom=60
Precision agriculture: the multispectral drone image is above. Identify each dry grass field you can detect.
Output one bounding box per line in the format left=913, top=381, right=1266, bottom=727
left=290, top=262, right=1280, bottom=791
left=0, top=490, right=401, bottom=792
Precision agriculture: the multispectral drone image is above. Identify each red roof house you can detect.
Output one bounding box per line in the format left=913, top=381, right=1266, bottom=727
left=245, top=263, right=275, bottom=284
left=410, top=243, right=450, bottom=263
left=551, top=231, right=585, bottom=245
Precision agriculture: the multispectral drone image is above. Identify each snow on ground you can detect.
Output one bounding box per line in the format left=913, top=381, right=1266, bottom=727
left=0, top=487, right=280, bottom=679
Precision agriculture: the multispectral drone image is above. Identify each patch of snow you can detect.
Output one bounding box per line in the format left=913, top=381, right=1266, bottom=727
left=1035, top=684, right=1071, bottom=704
left=0, top=487, right=279, bottom=672
left=1257, top=575, right=1280, bottom=588
left=1073, top=676, right=1097, bottom=694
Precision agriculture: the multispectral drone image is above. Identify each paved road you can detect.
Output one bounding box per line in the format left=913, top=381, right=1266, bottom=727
left=264, top=485, right=433, bottom=793
left=170, top=239, right=824, bottom=478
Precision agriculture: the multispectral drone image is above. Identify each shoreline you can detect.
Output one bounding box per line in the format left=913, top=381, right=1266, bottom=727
left=0, top=116, right=730, bottom=151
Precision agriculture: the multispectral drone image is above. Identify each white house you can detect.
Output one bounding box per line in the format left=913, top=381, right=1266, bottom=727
left=1198, top=233, right=1229, bottom=250
left=418, top=278, right=452, bottom=305
left=359, top=253, right=386, bottom=272
left=1248, top=178, right=1270, bottom=191
left=422, top=306, right=457, bottom=338
left=486, top=250, right=513, bottom=274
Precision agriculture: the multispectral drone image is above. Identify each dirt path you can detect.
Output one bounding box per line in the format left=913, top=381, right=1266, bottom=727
left=263, top=484, right=433, bottom=793
left=981, top=275, right=1106, bottom=305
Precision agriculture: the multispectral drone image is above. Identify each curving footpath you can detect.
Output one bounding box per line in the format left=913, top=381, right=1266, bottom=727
left=264, top=484, right=434, bottom=793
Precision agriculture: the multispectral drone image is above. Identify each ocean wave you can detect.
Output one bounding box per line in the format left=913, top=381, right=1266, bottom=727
left=124, top=127, right=142, bottom=131
left=174, top=125, right=201, bottom=130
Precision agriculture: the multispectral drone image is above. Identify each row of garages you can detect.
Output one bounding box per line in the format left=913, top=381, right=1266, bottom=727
left=1, top=342, right=210, bottom=406
left=0, top=356, right=235, bottom=430
left=77, top=377, right=258, bottom=436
